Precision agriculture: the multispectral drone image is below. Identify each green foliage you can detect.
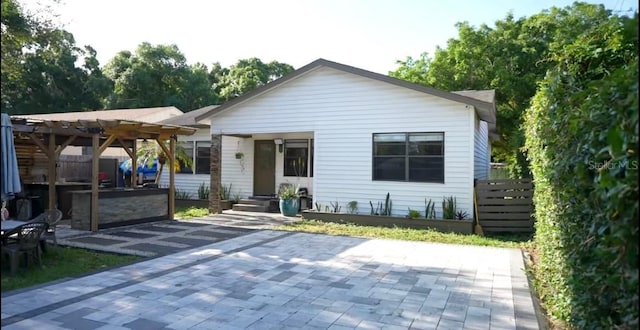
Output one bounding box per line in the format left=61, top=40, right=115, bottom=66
left=197, top=182, right=210, bottom=200
left=382, top=193, right=392, bottom=216
left=278, top=185, right=298, bottom=200
left=330, top=201, right=341, bottom=213
left=347, top=201, right=358, bottom=214
left=218, top=57, right=293, bottom=101
left=369, top=193, right=392, bottom=216
left=174, top=188, right=191, bottom=199
left=220, top=183, right=232, bottom=200
left=103, top=43, right=217, bottom=110
left=231, top=191, right=241, bottom=203
left=455, top=210, right=468, bottom=220
left=135, top=139, right=193, bottom=184
left=390, top=3, right=616, bottom=178
left=524, top=12, right=638, bottom=328
left=175, top=206, right=209, bottom=219
left=424, top=199, right=436, bottom=219
left=1, top=246, right=140, bottom=292
left=369, top=201, right=380, bottom=215
left=407, top=209, right=421, bottom=219
left=442, top=196, right=456, bottom=219
left=1, top=1, right=112, bottom=114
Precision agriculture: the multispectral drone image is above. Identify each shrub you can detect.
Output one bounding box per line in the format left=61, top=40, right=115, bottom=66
left=198, top=182, right=210, bottom=200
left=523, top=15, right=638, bottom=328
left=407, top=209, right=421, bottom=219
left=219, top=183, right=232, bottom=200
left=175, top=189, right=191, bottom=199
left=442, top=196, right=456, bottom=219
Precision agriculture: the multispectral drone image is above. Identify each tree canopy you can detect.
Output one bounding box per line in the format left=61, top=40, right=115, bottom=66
left=1, top=0, right=111, bottom=114
left=390, top=2, right=622, bottom=178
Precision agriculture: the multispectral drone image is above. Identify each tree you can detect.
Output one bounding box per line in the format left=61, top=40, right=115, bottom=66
left=103, top=43, right=216, bottom=111
left=217, top=58, right=293, bottom=101
left=390, top=2, right=616, bottom=178
left=1, top=0, right=111, bottom=114
left=135, top=139, right=193, bottom=184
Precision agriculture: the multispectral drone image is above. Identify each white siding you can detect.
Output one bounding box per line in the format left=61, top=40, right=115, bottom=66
left=473, top=115, right=490, bottom=180
left=209, top=67, right=476, bottom=217
left=159, top=129, right=217, bottom=199
left=221, top=136, right=253, bottom=199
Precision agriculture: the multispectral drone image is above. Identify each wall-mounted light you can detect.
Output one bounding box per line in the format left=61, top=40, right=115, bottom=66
left=274, top=138, right=284, bottom=153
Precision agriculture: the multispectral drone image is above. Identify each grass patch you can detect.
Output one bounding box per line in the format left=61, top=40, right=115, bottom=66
left=276, top=220, right=532, bottom=248
left=174, top=206, right=210, bottom=219
left=1, top=246, right=141, bottom=292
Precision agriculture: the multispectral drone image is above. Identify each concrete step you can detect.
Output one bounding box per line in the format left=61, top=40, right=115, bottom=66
left=232, top=204, right=269, bottom=212
left=238, top=199, right=271, bottom=207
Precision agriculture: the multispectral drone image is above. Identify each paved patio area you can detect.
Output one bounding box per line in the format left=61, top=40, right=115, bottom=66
left=1, top=225, right=539, bottom=329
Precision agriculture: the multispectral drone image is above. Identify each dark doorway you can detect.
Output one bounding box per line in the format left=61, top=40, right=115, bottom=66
left=253, top=140, right=276, bottom=196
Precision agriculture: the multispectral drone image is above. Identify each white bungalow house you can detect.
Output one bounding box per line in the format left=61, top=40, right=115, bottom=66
left=192, top=58, right=496, bottom=217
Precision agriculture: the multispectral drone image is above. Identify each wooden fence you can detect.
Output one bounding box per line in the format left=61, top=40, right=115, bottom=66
left=475, top=178, right=534, bottom=233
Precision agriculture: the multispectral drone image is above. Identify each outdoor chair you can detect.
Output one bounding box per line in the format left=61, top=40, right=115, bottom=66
left=1, top=221, right=49, bottom=276
left=38, top=209, right=63, bottom=249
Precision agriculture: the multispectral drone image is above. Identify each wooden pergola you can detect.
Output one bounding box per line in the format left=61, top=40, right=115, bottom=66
left=10, top=117, right=196, bottom=231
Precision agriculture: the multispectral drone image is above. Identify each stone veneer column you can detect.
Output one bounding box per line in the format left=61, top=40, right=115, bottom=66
left=209, top=133, right=222, bottom=214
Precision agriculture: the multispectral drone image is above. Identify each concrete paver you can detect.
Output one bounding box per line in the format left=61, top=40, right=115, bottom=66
left=1, top=220, right=539, bottom=329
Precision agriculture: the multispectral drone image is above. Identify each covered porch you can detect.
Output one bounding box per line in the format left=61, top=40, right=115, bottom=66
left=209, top=131, right=314, bottom=213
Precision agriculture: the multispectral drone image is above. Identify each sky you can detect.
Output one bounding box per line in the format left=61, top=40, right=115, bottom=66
left=27, top=0, right=638, bottom=74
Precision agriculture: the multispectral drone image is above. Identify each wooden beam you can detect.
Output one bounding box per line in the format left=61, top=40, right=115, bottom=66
left=117, top=137, right=135, bottom=159
left=14, top=124, right=92, bottom=137
left=169, top=137, right=176, bottom=220
left=55, top=135, right=77, bottom=157
left=27, top=133, right=52, bottom=158
left=155, top=138, right=171, bottom=158
left=48, top=133, right=57, bottom=210
left=91, top=134, right=100, bottom=232
left=98, top=134, right=118, bottom=155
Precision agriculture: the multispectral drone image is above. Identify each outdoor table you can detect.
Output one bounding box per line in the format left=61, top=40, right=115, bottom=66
left=1, top=220, right=27, bottom=235
left=1, top=219, right=49, bottom=251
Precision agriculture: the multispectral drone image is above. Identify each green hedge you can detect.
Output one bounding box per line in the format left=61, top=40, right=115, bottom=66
left=524, top=14, right=638, bottom=328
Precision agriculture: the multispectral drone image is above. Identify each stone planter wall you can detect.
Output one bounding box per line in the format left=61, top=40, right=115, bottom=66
left=301, top=211, right=473, bottom=234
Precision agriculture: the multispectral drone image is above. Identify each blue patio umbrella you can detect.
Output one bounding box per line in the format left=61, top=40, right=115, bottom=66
left=1, top=113, right=21, bottom=203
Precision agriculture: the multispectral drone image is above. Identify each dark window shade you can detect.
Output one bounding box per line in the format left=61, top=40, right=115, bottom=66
left=372, top=132, right=444, bottom=183
left=195, top=141, right=210, bottom=174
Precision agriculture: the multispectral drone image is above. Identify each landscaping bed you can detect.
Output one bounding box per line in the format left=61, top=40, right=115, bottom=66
left=301, top=211, right=473, bottom=234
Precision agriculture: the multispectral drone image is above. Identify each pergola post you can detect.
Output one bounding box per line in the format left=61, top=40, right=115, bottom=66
left=47, top=133, right=57, bottom=210
left=169, top=136, right=176, bottom=219
left=209, top=133, right=221, bottom=214
left=90, top=133, right=99, bottom=232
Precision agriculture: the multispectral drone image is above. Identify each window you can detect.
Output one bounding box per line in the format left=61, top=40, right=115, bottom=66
left=178, top=141, right=194, bottom=174
left=284, top=139, right=312, bottom=177
left=373, top=132, right=444, bottom=183
left=195, top=141, right=210, bottom=174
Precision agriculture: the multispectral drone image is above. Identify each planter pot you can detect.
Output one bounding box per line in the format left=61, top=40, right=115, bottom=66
left=279, top=198, right=299, bottom=216
left=301, top=211, right=473, bottom=234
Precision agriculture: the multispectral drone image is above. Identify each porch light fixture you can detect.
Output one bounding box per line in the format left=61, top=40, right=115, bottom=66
left=274, top=138, right=284, bottom=153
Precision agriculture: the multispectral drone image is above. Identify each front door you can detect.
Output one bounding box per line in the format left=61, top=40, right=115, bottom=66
left=253, top=140, right=276, bottom=196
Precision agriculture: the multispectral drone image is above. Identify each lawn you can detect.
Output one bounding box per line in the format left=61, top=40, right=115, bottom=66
left=275, top=219, right=532, bottom=249
left=1, top=246, right=141, bottom=292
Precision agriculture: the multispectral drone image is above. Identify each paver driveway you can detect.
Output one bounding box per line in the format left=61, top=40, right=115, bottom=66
left=1, top=230, right=539, bottom=329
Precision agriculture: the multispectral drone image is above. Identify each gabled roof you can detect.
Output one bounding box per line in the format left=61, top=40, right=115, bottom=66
left=159, top=105, right=218, bottom=128
left=195, top=58, right=497, bottom=132
left=16, top=106, right=183, bottom=123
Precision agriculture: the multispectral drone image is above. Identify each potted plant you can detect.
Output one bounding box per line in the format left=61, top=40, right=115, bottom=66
left=278, top=185, right=299, bottom=216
